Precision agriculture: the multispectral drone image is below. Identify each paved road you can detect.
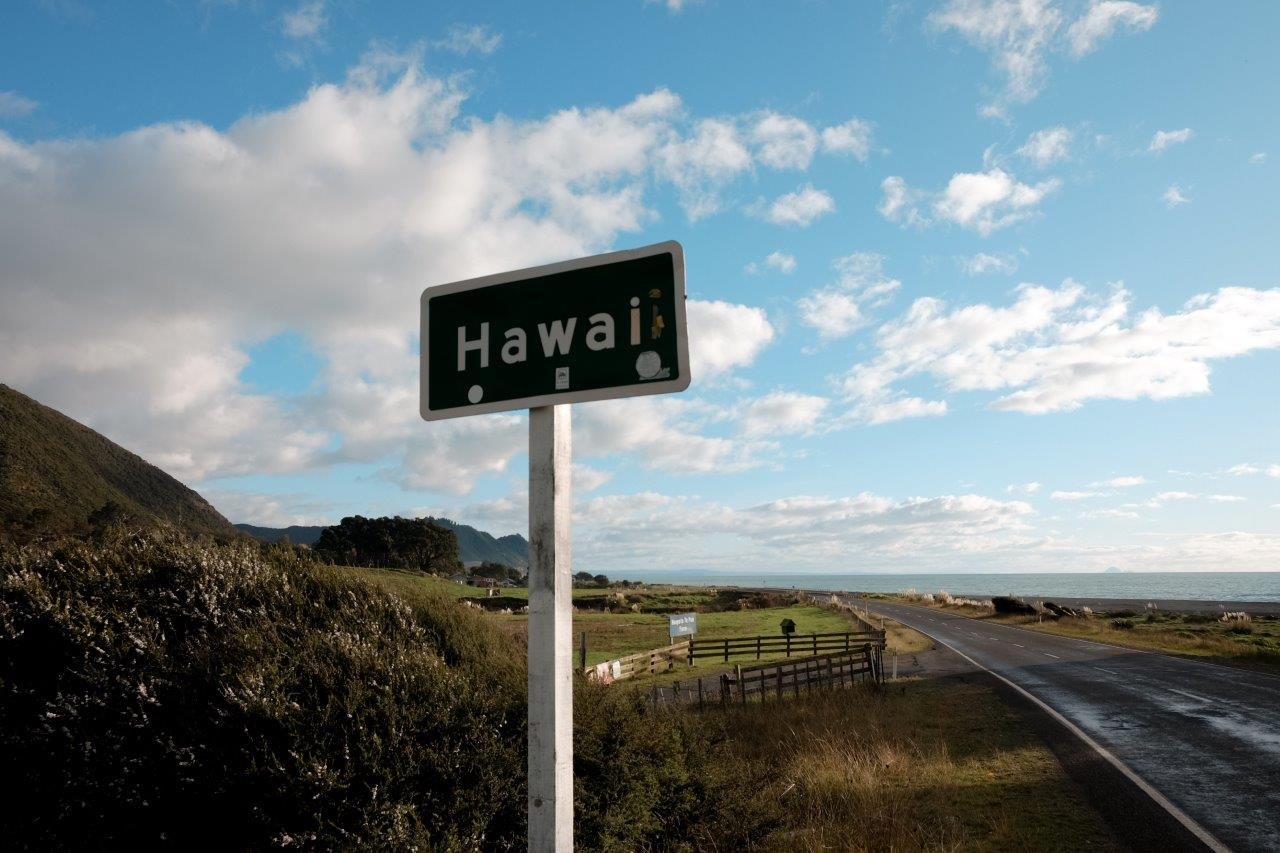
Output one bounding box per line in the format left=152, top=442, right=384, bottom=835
left=857, top=598, right=1280, bottom=852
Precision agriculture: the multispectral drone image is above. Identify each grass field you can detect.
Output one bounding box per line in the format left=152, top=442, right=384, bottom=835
left=690, top=677, right=1120, bottom=850
left=515, top=603, right=861, bottom=667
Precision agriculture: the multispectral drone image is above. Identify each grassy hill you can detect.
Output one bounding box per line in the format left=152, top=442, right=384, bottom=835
left=0, top=383, right=236, bottom=539
left=237, top=517, right=530, bottom=568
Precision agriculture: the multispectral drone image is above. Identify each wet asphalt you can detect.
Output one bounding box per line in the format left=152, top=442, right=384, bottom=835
left=859, top=598, right=1280, bottom=853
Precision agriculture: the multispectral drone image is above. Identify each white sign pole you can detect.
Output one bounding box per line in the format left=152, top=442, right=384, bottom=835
left=527, top=404, right=573, bottom=851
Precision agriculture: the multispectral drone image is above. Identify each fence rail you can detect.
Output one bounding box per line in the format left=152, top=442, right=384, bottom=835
left=688, top=630, right=885, bottom=662
left=585, top=639, right=690, bottom=683
left=721, top=645, right=880, bottom=705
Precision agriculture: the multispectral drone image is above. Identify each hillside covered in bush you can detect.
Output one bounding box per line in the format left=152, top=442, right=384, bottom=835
left=0, top=384, right=236, bottom=541
left=0, top=528, right=772, bottom=849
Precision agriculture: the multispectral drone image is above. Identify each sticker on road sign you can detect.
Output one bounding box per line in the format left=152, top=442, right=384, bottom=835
left=420, top=241, right=690, bottom=420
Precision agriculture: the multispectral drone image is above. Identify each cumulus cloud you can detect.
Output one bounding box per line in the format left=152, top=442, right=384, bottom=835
left=1149, top=127, right=1193, bottom=152
left=436, top=24, right=503, bottom=55
left=656, top=118, right=752, bottom=220
left=1251, top=152, right=1267, bottom=165
left=1067, top=1, right=1158, bottom=56
left=0, top=57, right=782, bottom=495
left=755, top=184, right=836, bottom=227
left=0, top=90, right=38, bottom=118
left=883, top=169, right=1058, bottom=235
left=1094, top=475, right=1146, bottom=487
left=820, top=118, right=874, bottom=160
left=745, top=250, right=796, bottom=276
left=836, top=281, right=1280, bottom=420
left=281, top=0, right=326, bottom=40
left=798, top=252, right=901, bottom=341
left=1017, top=125, right=1071, bottom=166
left=738, top=392, right=830, bottom=437
left=928, top=0, right=1157, bottom=115
left=1006, top=481, right=1042, bottom=494
left=958, top=251, right=1019, bottom=276
left=686, top=299, right=776, bottom=378
left=750, top=112, right=819, bottom=170
left=934, top=168, right=1061, bottom=235
left=1162, top=183, right=1190, bottom=207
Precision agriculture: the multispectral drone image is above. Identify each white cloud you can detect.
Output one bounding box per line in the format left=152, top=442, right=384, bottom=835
left=837, top=281, right=1280, bottom=419
left=657, top=118, right=752, bottom=220
left=569, top=489, right=1037, bottom=570
left=881, top=168, right=1058, bottom=235
left=820, top=118, right=874, bottom=161
left=206, top=489, right=337, bottom=527
left=437, top=24, right=503, bottom=56
left=1162, top=183, right=1190, bottom=207
left=1094, top=475, right=1146, bottom=487
left=1251, top=152, right=1268, bottom=165
left=1006, top=481, right=1043, bottom=494
left=0, top=58, right=790, bottom=494
left=746, top=250, right=797, bottom=275
left=0, top=90, right=38, bottom=118
left=281, top=0, right=326, bottom=40
left=934, top=168, right=1060, bottom=235
left=1081, top=508, right=1139, bottom=519
left=1149, top=127, right=1193, bottom=153
left=573, top=464, right=613, bottom=493
left=928, top=0, right=1157, bottom=115
left=686, top=299, right=776, bottom=378
left=799, top=291, right=867, bottom=341
left=851, top=396, right=949, bottom=426
left=1207, top=494, right=1246, bottom=503
left=797, top=252, right=901, bottom=341
left=958, top=251, right=1019, bottom=276
left=1017, top=125, right=1071, bottom=166
left=739, top=392, right=830, bottom=437
left=750, top=112, right=819, bottom=170
left=1051, top=489, right=1110, bottom=500
left=1067, top=1, right=1158, bottom=57
left=755, top=184, right=836, bottom=227
left=1227, top=463, right=1280, bottom=478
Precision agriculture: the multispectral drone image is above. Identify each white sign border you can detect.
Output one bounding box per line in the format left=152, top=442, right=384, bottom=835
left=420, top=240, right=691, bottom=421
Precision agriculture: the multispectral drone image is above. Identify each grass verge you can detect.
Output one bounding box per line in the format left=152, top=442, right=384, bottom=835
left=696, top=676, right=1121, bottom=851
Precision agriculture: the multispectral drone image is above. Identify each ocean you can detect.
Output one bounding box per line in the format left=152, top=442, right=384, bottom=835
left=623, top=571, right=1280, bottom=603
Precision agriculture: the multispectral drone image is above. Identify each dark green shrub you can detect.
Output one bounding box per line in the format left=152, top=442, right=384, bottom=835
left=0, top=529, right=523, bottom=850
left=1, top=529, right=765, bottom=851
left=1110, top=618, right=1135, bottom=630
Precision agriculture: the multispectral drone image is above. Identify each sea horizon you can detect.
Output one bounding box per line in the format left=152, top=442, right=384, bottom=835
left=622, top=570, right=1280, bottom=603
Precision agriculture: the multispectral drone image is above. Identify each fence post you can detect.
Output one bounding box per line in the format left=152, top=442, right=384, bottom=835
left=736, top=664, right=744, bottom=705
left=786, top=634, right=791, bottom=657
left=756, top=636, right=761, bottom=660
left=724, top=638, right=729, bottom=663
left=793, top=661, right=800, bottom=698
left=720, top=673, right=729, bottom=707
left=673, top=680, right=681, bottom=705
left=776, top=663, right=783, bottom=700
left=812, top=633, right=817, bottom=655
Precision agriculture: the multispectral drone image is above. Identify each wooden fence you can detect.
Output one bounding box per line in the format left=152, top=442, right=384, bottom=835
left=720, top=645, right=881, bottom=705
left=688, top=629, right=885, bottom=663
left=646, top=645, right=882, bottom=708
left=584, top=639, right=690, bottom=684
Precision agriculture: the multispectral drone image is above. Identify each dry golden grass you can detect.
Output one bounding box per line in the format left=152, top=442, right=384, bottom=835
left=717, top=678, right=1120, bottom=851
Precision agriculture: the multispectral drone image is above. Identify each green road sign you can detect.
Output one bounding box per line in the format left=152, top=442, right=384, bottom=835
left=420, top=241, right=690, bottom=420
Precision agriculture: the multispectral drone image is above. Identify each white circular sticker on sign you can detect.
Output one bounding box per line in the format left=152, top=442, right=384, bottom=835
left=635, top=351, right=662, bottom=380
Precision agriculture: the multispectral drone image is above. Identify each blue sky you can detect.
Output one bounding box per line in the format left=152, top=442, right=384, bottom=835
left=2, top=0, right=1278, bottom=573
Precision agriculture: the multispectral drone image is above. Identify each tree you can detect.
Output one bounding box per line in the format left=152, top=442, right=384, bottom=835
left=314, top=516, right=461, bottom=575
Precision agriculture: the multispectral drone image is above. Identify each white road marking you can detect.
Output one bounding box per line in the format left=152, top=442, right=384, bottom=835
left=1044, top=653, right=1061, bottom=659
left=1167, top=687, right=1213, bottom=704
left=988, top=637, right=1000, bottom=641
left=1011, top=643, right=1024, bottom=648
left=1095, top=668, right=1119, bottom=676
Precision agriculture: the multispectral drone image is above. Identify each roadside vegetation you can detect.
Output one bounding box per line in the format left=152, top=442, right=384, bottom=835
left=669, top=677, right=1119, bottom=850
left=880, top=590, right=1280, bottom=674
left=0, top=528, right=773, bottom=850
